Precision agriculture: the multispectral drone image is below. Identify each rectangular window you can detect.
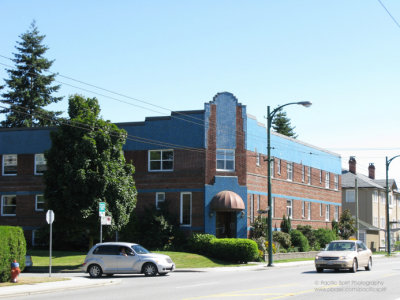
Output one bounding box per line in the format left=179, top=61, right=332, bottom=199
left=380, top=217, right=385, bottom=229
left=35, top=154, right=47, bottom=175
left=271, top=197, right=275, bottom=218
left=287, top=162, right=293, bottom=181
left=148, top=150, right=173, bottom=171
left=319, top=170, right=322, bottom=183
left=35, top=195, right=45, bottom=211
left=1, top=195, right=16, bottom=216
left=301, top=165, right=305, bottom=182
left=302, top=201, right=305, bottom=218
left=2, top=154, right=17, bottom=176
left=307, top=202, right=311, bottom=220
left=277, top=159, right=281, bottom=175
left=271, top=158, right=274, bottom=178
left=373, top=217, right=378, bottom=227
left=320, top=203, right=323, bottom=217
left=325, top=172, right=330, bottom=189
left=257, top=194, right=260, bottom=211
left=334, top=206, right=339, bottom=221
left=286, top=199, right=292, bottom=218
left=308, top=167, right=311, bottom=185
left=180, top=192, right=192, bottom=226
left=156, top=192, right=165, bottom=210
left=346, top=190, right=355, bottom=203
left=389, top=194, right=393, bottom=206
left=256, top=150, right=260, bottom=166
left=325, top=205, right=330, bottom=221
left=334, top=175, right=339, bottom=190
left=216, top=149, right=235, bottom=171
left=250, top=194, right=254, bottom=223
left=380, top=192, right=386, bottom=204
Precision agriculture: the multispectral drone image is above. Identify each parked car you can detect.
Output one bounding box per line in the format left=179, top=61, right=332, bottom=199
left=315, top=240, right=372, bottom=273
left=81, top=242, right=175, bottom=278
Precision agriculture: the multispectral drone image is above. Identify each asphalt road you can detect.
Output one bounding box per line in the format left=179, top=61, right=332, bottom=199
left=12, top=256, right=400, bottom=300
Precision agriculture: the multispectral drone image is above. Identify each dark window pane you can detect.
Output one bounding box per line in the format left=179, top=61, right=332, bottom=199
left=150, top=151, right=161, bottom=160
left=150, top=161, right=161, bottom=170
left=162, top=151, right=173, bottom=160
left=163, top=161, right=173, bottom=170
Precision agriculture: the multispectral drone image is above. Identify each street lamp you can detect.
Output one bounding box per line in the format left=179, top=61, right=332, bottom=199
left=385, top=155, right=400, bottom=255
left=266, top=101, right=312, bottom=266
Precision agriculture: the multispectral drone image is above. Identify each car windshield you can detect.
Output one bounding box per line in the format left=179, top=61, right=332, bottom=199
left=132, top=244, right=150, bottom=254
left=326, top=242, right=355, bottom=251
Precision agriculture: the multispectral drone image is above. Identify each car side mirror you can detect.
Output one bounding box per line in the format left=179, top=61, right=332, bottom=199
left=128, top=252, right=135, bottom=256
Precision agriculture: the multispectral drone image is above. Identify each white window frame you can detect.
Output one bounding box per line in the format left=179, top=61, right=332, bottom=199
left=325, top=172, right=330, bottom=189
left=286, top=199, right=293, bottom=219
left=2, top=154, right=17, bottom=176
left=380, top=192, right=386, bottom=204
left=319, top=170, right=322, bottom=183
left=256, top=149, right=260, bottom=166
left=250, top=194, right=254, bottom=223
left=271, top=158, right=274, bottom=178
left=301, top=165, right=305, bottom=182
left=34, top=154, right=47, bottom=175
left=277, top=159, right=281, bottom=175
left=307, top=202, right=311, bottom=220
left=271, top=197, right=275, bottom=218
left=346, top=189, right=355, bottom=203
left=156, top=192, right=165, bottom=210
left=148, top=149, right=174, bottom=172
left=1, top=195, right=16, bottom=216
left=320, top=203, right=323, bottom=217
left=287, top=162, right=293, bottom=181
left=35, top=195, right=44, bottom=211
left=334, top=206, right=339, bottom=221
left=380, top=217, right=385, bottom=229
left=334, top=174, right=339, bottom=190
left=373, top=217, right=378, bottom=227
left=325, top=204, right=330, bottom=221
left=308, top=167, right=311, bottom=185
left=180, top=192, right=192, bottom=226
left=216, top=149, right=235, bottom=172
left=302, top=201, right=305, bottom=218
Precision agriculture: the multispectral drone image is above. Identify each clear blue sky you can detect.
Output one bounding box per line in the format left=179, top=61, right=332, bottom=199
left=1, top=0, right=400, bottom=182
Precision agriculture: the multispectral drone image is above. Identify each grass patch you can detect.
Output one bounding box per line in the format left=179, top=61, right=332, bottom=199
left=274, top=257, right=315, bottom=263
left=0, top=277, right=69, bottom=287
left=28, top=250, right=86, bottom=272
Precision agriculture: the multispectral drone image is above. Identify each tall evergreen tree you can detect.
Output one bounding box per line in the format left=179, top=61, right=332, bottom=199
left=272, top=109, right=298, bottom=138
left=0, top=21, right=62, bottom=127
left=44, top=95, right=137, bottom=249
left=338, top=209, right=357, bottom=240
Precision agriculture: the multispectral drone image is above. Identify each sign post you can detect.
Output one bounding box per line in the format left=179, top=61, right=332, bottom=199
left=99, top=202, right=105, bottom=243
left=46, top=210, right=55, bottom=277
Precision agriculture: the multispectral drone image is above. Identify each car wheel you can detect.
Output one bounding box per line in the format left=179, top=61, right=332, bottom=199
left=88, top=264, right=103, bottom=278
left=350, top=259, right=357, bottom=273
left=316, top=268, right=323, bottom=273
left=365, top=257, right=372, bottom=271
left=143, top=263, right=157, bottom=276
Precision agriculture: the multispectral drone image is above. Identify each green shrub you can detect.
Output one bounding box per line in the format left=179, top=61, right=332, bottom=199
left=250, top=216, right=267, bottom=239
left=279, top=248, right=287, bottom=253
left=273, top=231, right=292, bottom=249
left=0, top=226, right=26, bottom=282
left=209, top=238, right=258, bottom=263
left=314, top=228, right=337, bottom=249
left=296, top=225, right=316, bottom=248
left=187, top=233, right=216, bottom=255
left=290, top=230, right=310, bottom=252
left=280, top=215, right=291, bottom=233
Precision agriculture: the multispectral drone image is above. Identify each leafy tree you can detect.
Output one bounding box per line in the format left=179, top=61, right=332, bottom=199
left=272, top=109, right=297, bottom=138
left=0, top=21, right=62, bottom=127
left=296, top=225, right=317, bottom=248
left=280, top=214, right=291, bottom=233
left=338, top=209, right=357, bottom=240
left=44, top=95, right=137, bottom=249
left=314, top=228, right=336, bottom=248
left=250, top=216, right=267, bottom=239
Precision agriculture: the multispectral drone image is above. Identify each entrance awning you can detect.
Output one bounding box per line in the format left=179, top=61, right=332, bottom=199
left=210, top=190, right=245, bottom=212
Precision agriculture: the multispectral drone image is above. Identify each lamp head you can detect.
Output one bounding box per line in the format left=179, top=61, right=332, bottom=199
left=297, top=101, right=312, bottom=107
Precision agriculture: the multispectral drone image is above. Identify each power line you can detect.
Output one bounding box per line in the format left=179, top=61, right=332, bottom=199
left=377, top=0, right=400, bottom=30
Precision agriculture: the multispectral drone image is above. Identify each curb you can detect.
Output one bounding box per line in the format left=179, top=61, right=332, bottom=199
left=0, top=277, right=121, bottom=298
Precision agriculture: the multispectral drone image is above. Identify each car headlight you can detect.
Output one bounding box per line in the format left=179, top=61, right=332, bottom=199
left=315, top=256, right=320, bottom=260
left=339, top=255, right=349, bottom=260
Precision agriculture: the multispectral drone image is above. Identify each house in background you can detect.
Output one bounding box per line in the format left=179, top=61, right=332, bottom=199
left=342, top=157, right=400, bottom=251
left=0, top=92, right=342, bottom=245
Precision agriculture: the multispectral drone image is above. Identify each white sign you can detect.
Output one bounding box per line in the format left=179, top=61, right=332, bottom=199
left=46, top=210, right=55, bottom=224
left=99, top=202, right=106, bottom=217
left=101, top=216, right=112, bottom=225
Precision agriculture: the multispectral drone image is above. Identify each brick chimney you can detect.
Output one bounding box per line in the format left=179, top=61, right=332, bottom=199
left=349, top=156, right=356, bottom=174
left=368, top=163, right=375, bottom=179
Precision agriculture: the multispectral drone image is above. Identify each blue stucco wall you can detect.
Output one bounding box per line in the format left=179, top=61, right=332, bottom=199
left=205, top=176, right=247, bottom=238
left=246, top=116, right=341, bottom=174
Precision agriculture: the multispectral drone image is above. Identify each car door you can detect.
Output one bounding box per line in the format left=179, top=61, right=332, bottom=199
left=117, top=246, right=141, bottom=273
left=93, top=245, right=119, bottom=273
left=356, top=242, right=368, bottom=266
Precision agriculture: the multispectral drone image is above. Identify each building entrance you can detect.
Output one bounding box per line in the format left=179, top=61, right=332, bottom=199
left=216, top=212, right=237, bottom=238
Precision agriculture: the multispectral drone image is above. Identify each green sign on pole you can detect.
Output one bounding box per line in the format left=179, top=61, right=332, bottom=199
left=99, top=202, right=105, bottom=216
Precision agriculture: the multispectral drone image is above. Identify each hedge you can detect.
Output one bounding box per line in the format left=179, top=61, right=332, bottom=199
left=0, top=226, right=26, bottom=282
left=290, top=230, right=310, bottom=252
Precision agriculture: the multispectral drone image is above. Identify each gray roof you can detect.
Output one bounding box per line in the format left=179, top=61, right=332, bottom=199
left=341, top=170, right=384, bottom=189
left=358, top=219, right=380, bottom=232
left=374, top=179, right=398, bottom=190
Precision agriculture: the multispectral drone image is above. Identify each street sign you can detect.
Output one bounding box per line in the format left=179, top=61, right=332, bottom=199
left=101, top=216, right=112, bottom=225
left=46, top=210, right=55, bottom=224
left=99, top=202, right=106, bottom=217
